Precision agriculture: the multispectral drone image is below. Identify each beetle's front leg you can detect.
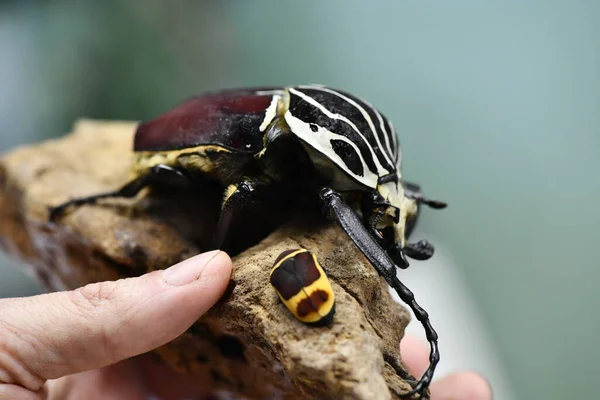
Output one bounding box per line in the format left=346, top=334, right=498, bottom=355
left=362, top=193, right=413, bottom=268
left=319, top=187, right=439, bottom=399
left=388, top=240, right=435, bottom=262
left=214, top=177, right=271, bottom=248
left=361, top=192, right=389, bottom=242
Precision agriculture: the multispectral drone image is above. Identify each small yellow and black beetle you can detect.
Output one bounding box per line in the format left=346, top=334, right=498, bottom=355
left=269, top=249, right=335, bottom=325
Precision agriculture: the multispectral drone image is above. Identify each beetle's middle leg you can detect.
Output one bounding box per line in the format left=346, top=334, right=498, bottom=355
left=214, top=177, right=272, bottom=248
left=49, top=164, right=191, bottom=222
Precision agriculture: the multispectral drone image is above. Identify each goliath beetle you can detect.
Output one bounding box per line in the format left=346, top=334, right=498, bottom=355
left=49, top=84, right=446, bottom=397
left=270, top=248, right=336, bottom=326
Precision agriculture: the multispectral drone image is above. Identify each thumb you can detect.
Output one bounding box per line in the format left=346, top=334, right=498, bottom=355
left=430, top=371, right=493, bottom=400
left=0, top=250, right=232, bottom=392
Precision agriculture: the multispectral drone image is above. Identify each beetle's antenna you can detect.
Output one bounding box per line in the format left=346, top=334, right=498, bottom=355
left=402, top=181, right=447, bottom=210
left=407, top=193, right=447, bottom=210
left=420, top=198, right=447, bottom=209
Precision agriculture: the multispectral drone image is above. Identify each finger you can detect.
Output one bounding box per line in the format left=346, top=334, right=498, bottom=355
left=430, top=371, right=492, bottom=400
left=45, top=360, right=146, bottom=400
left=135, top=353, right=212, bottom=400
left=0, top=384, right=43, bottom=400
left=399, top=334, right=430, bottom=378
left=0, top=250, right=232, bottom=392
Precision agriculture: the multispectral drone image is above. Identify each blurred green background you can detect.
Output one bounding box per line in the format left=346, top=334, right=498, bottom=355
left=1, top=1, right=598, bottom=399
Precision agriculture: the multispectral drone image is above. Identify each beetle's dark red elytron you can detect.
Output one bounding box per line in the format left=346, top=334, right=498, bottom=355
left=49, top=84, right=446, bottom=398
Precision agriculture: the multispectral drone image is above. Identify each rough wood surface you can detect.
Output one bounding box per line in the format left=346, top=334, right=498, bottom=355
left=0, top=120, right=425, bottom=400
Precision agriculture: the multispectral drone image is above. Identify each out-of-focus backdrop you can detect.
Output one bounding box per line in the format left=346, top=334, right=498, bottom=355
left=1, top=2, right=598, bottom=399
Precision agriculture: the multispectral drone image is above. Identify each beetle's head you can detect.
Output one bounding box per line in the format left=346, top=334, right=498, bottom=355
left=377, top=180, right=417, bottom=248
left=376, top=180, right=447, bottom=266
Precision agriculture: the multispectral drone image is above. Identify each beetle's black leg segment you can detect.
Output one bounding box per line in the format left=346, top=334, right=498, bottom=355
left=389, top=239, right=436, bottom=264
left=403, top=240, right=435, bottom=261
left=367, top=208, right=386, bottom=241
left=48, top=164, right=190, bottom=222
left=362, top=193, right=412, bottom=268
left=387, top=240, right=435, bottom=272
left=388, top=245, right=411, bottom=270
left=361, top=192, right=392, bottom=244
left=214, top=178, right=269, bottom=248
left=319, top=187, right=439, bottom=398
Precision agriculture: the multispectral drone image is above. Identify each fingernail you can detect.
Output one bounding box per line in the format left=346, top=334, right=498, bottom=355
left=162, top=250, right=220, bottom=286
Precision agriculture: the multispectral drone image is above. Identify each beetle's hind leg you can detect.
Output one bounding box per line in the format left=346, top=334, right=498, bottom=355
left=319, top=187, right=439, bottom=398
left=48, top=164, right=190, bottom=222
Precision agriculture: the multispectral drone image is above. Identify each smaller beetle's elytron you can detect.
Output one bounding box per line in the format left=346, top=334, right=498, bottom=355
left=270, top=248, right=335, bottom=326
left=49, top=84, right=446, bottom=397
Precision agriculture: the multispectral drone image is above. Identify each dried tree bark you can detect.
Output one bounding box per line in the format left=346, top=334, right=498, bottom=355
left=0, top=120, right=425, bottom=400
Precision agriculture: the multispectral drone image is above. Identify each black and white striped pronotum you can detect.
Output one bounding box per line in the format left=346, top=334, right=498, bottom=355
left=49, top=84, right=446, bottom=398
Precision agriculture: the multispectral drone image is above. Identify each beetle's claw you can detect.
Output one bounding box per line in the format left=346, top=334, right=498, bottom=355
left=388, top=245, right=410, bottom=269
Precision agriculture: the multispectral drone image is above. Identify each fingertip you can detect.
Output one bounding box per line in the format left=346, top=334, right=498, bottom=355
left=167, top=250, right=234, bottom=321
left=201, top=251, right=233, bottom=282
left=191, top=251, right=233, bottom=297
left=430, top=370, right=492, bottom=400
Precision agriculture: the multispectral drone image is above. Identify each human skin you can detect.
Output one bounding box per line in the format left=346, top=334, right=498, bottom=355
left=0, top=250, right=491, bottom=400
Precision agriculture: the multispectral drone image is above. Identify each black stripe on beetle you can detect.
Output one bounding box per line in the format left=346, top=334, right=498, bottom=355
left=330, top=139, right=364, bottom=177
left=296, top=86, right=396, bottom=172
left=287, top=87, right=381, bottom=176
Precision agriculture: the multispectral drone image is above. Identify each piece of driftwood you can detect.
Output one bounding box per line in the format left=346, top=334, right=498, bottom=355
left=0, top=120, right=425, bottom=400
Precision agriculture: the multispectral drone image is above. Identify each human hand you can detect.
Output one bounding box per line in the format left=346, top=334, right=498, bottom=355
left=0, top=250, right=232, bottom=400
left=0, top=247, right=491, bottom=400
left=401, top=335, right=492, bottom=400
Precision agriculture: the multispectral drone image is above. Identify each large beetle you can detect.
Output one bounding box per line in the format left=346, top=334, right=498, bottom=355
left=50, top=84, right=446, bottom=397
